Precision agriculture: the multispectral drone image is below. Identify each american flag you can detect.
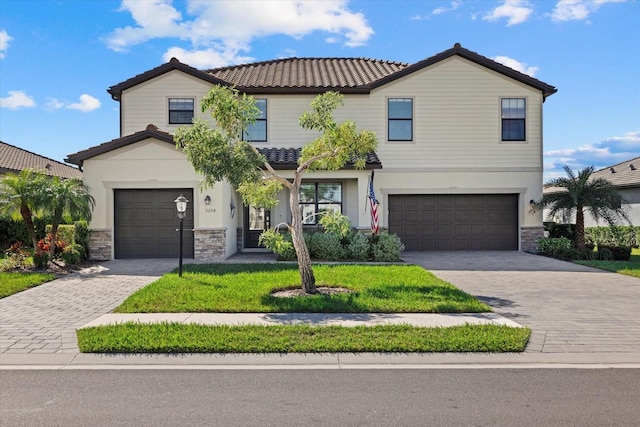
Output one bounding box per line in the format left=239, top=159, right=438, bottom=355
left=368, top=172, right=379, bottom=235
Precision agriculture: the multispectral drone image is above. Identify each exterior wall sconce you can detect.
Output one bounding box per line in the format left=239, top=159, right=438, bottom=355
left=529, top=199, right=536, bottom=211
left=230, top=199, right=236, bottom=218
left=204, top=195, right=211, bottom=205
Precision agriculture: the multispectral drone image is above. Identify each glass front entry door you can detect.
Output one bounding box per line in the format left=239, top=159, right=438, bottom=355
left=244, top=205, right=271, bottom=248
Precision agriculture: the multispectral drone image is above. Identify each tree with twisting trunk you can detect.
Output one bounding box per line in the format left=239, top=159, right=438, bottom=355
left=175, top=86, right=378, bottom=293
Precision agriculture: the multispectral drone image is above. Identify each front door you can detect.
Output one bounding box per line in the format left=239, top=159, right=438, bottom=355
left=244, top=205, right=271, bottom=248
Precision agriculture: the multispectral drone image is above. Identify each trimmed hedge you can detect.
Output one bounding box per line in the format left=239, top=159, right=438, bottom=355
left=585, top=226, right=639, bottom=248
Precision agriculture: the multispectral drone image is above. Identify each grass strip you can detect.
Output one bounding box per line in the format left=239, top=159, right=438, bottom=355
left=574, top=249, right=640, bottom=278
left=77, top=322, right=530, bottom=353
left=0, top=272, right=56, bottom=298
left=116, top=264, right=490, bottom=314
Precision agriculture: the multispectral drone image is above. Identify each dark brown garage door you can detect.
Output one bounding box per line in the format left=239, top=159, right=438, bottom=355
left=388, top=194, right=518, bottom=251
left=114, top=189, right=194, bottom=259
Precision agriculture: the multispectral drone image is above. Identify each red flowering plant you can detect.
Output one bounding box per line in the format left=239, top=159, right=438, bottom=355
left=37, top=234, right=67, bottom=258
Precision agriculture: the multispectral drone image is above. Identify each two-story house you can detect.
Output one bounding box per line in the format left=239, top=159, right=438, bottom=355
left=65, top=43, right=557, bottom=260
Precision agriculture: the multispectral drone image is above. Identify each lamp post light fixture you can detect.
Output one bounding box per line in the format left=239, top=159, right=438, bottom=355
left=174, top=194, right=189, bottom=277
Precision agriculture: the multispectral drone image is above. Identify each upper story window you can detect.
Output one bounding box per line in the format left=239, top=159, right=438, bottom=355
left=168, top=98, right=194, bottom=124
left=501, top=98, right=526, bottom=141
left=388, top=98, right=413, bottom=141
left=299, top=182, right=342, bottom=225
left=244, top=99, right=267, bottom=142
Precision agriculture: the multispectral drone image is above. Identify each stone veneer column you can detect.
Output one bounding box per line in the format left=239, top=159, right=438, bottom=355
left=88, top=229, right=112, bottom=260
left=521, top=226, right=544, bottom=252
left=194, top=229, right=227, bottom=261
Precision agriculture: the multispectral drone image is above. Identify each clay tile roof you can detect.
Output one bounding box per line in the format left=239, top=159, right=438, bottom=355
left=65, top=124, right=174, bottom=167
left=206, top=57, right=408, bottom=92
left=590, top=157, right=640, bottom=189
left=0, top=141, right=82, bottom=178
left=257, top=147, right=382, bottom=170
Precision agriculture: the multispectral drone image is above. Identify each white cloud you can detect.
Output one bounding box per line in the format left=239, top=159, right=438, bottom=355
left=163, top=46, right=253, bottom=69
left=551, top=0, right=627, bottom=22
left=105, top=0, right=374, bottom=67
left=67, top=94, right=101, bottom=112
left=45, top=97, right=65, bottom=111
left=544, top=131, right=640, bottom=178
left=483, top=0, right=533, bottom=26
left=432, top=1, right=462, bottom=15
left=492, top=55, right=539, bottom=76
left=0, top=91, right=35, bottom=109
left=0, top=30, right=13, bottom=59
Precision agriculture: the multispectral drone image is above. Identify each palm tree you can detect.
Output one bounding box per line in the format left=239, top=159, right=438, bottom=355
left=0, top=170, right=47, bottom=249
left=43, top=176, right=95, bottom=258
left=534, top=165, right=630, bottom=250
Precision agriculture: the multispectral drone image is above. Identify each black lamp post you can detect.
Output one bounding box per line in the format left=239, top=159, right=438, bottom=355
left=174, top=194, right=189, bottom=277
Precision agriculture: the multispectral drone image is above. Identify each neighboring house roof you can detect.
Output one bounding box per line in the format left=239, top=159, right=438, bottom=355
left=544, top=157, right=640, bottom=193
left=65, top=124, right=383, bottom=170
left=258, top=147, right=381, bottom=170
left=107, top=43, right=557, bottom=98
left=0, top=141, right=83, bottom=178
left=589, top=157, right=640, bottom=189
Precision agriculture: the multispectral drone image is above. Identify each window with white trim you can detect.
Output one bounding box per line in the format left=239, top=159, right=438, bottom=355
left=388, top=98, right=413, bottom=141
left=501, top=98, right=526, bottom=141
left=168, top=98, right=194, bottom=124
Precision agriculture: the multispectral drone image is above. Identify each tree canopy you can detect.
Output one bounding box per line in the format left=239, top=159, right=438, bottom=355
left=534, top=165, right=630, bottom=249
left=175, top=86, right=378, bottom=293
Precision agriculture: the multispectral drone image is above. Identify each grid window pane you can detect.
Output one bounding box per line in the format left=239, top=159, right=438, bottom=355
left=388, top=98, right=413, bottom=141
left=244, top=99, right=267, bottom=142
left=501, top=98, right=526, bottom=141
left=298, top=182, right=342, bottom=225
left=169, top=98, right=194, bottom=124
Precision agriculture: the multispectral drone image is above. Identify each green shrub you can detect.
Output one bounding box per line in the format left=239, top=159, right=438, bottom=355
left=371, top=233, right=404, bottom=262
left=597, top=245, right=632, bottom=261
left=74, top=221, right=90, bottom=259
left=347, top=232, right=370, bottom=261
left=318, top=211, right=352, bottom=239
left=45, top=224, right=76, bottom=247
left=586, top=226, right=639, bottom=248
left=537, top=237, right=574, bottom=260
left=544, top=222, right=575, bottom=241
left=307, top=232, right=344, bottom=261
left=0, top=216, right=29, bottom=249
left=33, top=251, right=49, bottom=268
left=61, top=243, right=84, bottom=265
left=258, top=229, right=297, bottom=261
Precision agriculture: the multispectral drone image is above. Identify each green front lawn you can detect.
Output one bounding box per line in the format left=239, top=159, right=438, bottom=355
left=77, top=322, right=530, bottom=353
left=0, top=272, right=56, bottom=298
left=574, top=248, right=640, bottom=278
left=116, top=263, right=491, bottom=313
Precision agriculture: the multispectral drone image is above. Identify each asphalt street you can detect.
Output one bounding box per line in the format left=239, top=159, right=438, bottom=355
left=2, top=369, right=639, bottom=426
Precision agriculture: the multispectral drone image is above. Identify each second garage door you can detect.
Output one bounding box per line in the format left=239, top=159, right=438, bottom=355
left=114, top=189, right=194, bottom=259
left=388, top=194, right=518, bottom=251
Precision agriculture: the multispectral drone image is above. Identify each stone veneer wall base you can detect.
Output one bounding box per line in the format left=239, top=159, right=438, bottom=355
left=521, top=226, right=544, bottom=252
left=88, top=229, right=112, bottom=260
left=194, top=229, right=227, bottom=261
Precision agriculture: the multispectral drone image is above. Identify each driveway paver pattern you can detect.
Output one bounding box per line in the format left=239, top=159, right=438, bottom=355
left=1, top=260, right=176, bottom=354
left=402, top=251, right=640, bottom=353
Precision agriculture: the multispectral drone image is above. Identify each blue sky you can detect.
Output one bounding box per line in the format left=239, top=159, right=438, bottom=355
left=1, top=0, right=638, bottom=180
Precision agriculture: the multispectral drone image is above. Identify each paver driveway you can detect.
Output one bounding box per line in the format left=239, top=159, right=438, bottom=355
left=403, top=251, right=640, bottom=353
left=0, top=260, right=176, bottom=354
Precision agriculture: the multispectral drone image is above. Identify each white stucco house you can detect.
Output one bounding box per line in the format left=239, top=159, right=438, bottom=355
left=65, top=43, right=557, bottom=260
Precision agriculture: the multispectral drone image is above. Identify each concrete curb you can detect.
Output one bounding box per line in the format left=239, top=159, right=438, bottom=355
left=2, top=352, right=640, bottom=369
